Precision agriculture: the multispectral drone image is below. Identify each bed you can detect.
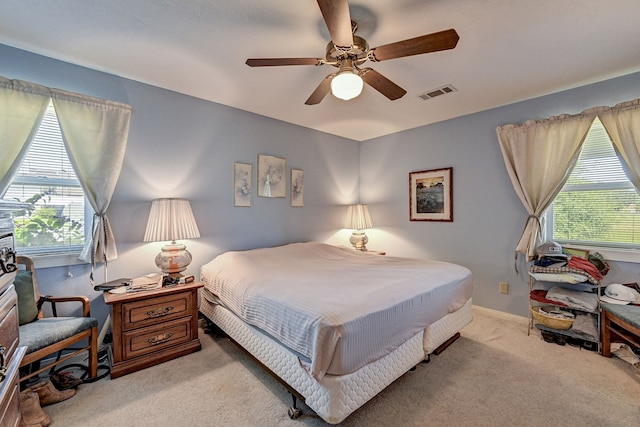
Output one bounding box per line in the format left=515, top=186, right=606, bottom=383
left=199, top=242, right=473, bottom=424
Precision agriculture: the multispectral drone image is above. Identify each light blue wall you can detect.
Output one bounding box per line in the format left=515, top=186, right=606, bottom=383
left=1, top=44, right=361, bottom=328
left=360, top=71, right=640, bottom=316
left=3, top=43, right=640, bottom=326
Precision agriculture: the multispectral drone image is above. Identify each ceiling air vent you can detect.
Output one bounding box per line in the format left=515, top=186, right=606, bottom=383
left=418, top=84, right=457, bottom=101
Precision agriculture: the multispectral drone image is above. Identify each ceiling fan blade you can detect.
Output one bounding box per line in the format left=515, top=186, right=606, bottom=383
left=317, top=0, right=354, bottom=50
left=361, top=68, right=407, bottom=100
left=369, top=29, right=460, bottom=62
left=305, top=75, right=333, bottom=105
left=246, top=58, right=324, bottom=67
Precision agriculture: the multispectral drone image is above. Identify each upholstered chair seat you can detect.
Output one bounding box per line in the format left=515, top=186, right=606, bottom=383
left=20, top=317, right=98, bottom=355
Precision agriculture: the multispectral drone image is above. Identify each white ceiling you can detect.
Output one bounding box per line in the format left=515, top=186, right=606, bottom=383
left=2, top=0, right=640, bottom=142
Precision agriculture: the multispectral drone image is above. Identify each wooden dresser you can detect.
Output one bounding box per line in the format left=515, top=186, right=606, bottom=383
left=104, top=281, right=203, bottom=379
left=0, top=271, right=27, bottom=427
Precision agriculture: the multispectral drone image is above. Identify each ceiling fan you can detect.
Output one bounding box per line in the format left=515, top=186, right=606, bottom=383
left=245, top=0, right=459, bottom=105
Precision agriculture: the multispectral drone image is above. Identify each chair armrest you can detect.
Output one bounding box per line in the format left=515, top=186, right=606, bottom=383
left=41, top=295, right=92, bottom=317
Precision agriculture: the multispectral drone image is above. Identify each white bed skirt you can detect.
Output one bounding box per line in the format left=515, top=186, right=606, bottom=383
left=199, top=296, right=472, bottom=424
left=424, top=298, right=473, bottom=353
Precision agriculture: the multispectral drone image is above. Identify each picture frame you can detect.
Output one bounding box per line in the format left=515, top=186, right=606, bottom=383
left=257, top=154, right=287, bottom=198
left=563, top=247, right=590, bottom=258
left=234, top=162, right=252, bottom=207
left=409, top=167, right=453, bottom=221
left=291, top=169, right=304, bottom=207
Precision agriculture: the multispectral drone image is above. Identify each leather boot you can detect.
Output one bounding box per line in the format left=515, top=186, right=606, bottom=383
left=27, top=380, right=75, bottom=406
left=19, top=391, right=51, bottom=427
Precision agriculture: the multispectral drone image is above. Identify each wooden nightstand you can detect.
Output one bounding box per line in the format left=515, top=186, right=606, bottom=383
left=103, top=281, right=203, bottom=379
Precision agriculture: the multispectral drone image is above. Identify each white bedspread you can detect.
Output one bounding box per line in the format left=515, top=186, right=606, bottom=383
left=200, top=242, right=472, bottom=380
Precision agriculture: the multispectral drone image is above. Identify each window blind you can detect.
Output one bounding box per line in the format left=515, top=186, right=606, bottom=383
left=5, top=101, right=86, bottom=253
left=552, top=117, right=640, bottom=247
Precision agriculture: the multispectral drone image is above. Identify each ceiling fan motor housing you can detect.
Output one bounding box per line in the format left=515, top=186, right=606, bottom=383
left=325, top=35, right=369, bottom=66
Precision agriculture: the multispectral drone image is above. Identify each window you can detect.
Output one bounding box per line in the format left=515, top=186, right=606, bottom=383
left=547, top=117, right=640, bottom=248
left=4, top=101, right=91, bottom=255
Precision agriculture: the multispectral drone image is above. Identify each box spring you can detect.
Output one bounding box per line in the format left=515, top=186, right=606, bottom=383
left=199, top=296, right=472, bottom=424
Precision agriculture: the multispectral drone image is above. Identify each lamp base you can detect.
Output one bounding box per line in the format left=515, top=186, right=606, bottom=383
left=155, top=241, right=192, bottom=276
left=349, top=231, right=369, bottom=251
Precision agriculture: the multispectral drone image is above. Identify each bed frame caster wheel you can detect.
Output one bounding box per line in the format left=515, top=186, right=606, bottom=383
left=288, top=406, right=301, bottom=419
left=288, top=394, right=302, bottom=419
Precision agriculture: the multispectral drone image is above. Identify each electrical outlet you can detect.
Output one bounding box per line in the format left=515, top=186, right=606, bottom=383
left=499, top=282, right=509, bottom=294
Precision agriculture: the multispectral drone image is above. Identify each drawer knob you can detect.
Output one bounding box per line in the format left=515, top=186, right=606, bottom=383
left=146, top=333, right=173, bottom=346
left=145, top=306, right=173, bottom=318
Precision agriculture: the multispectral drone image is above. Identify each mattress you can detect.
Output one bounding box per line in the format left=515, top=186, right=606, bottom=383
left=200, top=242, right=473, bottom=380
left=199, top=294, right=472, bottom=424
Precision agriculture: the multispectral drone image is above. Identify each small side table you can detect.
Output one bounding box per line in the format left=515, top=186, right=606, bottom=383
left=103, top=281, right=203, bottom=379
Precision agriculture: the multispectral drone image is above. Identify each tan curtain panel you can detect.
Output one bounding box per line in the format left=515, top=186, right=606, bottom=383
left=0, top=77, right=50, bottom=195
left=496, top=113, right=594, bottom=262
left=598, top=99, right=640, bottom=192
left=51, top=89, right=132, bottom=272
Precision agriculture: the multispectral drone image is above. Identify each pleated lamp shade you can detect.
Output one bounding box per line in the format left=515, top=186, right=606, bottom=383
left=345, top=204, right=373, bottom=230
left=144, top=198, right=200, bottom=276
left=345, top=204, right=373, bottom=251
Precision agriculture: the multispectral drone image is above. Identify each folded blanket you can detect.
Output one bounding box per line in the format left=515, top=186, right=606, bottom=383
left=571, top=313, right=598, bottom=340
left=567, top=256, right=603, bottom=281
left=546, top=286, right=599, bottom=313
left=529, top=271, right=589, bottom=284
left=530, top=265, right=600, bottom=285
left=530, top=289, right=567, bottom=306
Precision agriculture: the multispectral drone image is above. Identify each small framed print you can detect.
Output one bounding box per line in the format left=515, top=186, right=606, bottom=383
left=257, top=154, right=286, bottom=198
left=409, top=167, right=453, bottom=221
left=234, top=162, right=252, bottom=207
left=291, top=169, right=304, bottom=207
left=563, top=247, right=590, bottom=258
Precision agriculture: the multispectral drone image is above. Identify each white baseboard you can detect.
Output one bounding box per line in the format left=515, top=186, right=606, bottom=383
left=472, top=304, right=529, bottom=327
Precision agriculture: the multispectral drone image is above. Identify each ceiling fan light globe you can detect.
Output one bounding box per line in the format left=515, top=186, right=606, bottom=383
left=331, top=72, right=363, bottom=100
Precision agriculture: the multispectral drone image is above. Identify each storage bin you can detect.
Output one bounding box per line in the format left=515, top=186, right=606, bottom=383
left=531, top=306, right=574, bottom=330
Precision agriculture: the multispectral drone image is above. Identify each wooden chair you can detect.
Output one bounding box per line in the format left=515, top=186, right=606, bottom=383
left=16, top=255, right=98, bottom=384
left=601, top=302, right=640, bottom=357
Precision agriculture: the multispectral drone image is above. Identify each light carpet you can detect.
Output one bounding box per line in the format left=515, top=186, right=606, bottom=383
left=44, top=307, right=640, bottom=426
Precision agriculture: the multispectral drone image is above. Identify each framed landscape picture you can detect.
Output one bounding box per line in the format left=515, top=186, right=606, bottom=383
left=291, top=169, right=304, bottom=207
left=409, top=167, right=453, bottom=221
left=257, top=154, right=286, bottom=198
left=234, top=162, right=252, bottom=207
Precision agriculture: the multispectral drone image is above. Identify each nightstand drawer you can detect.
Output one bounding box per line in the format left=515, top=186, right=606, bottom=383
left=121, top=292, right=192, bottom=331
left=122, top=317, right=192, bottom=360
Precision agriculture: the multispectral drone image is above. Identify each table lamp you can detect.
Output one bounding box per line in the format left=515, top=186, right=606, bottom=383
left=346, top=204, right=372, bottom=251
left=144, top=198, right=200, bottom=277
